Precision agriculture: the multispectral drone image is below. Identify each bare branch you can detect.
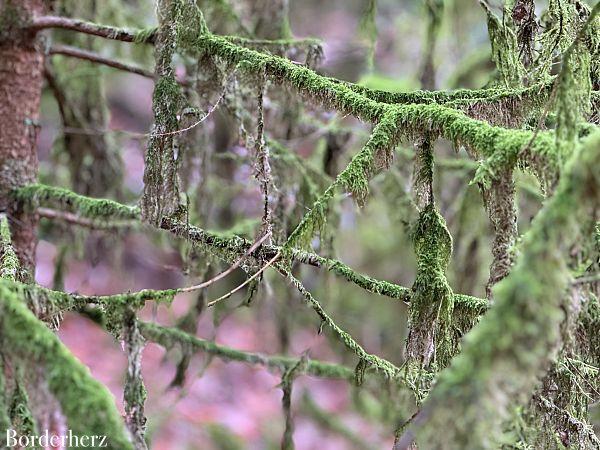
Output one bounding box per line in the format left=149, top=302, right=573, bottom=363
left=28, top=16, right=153, bottom=43
left=49, top=45, right=154, bottom=78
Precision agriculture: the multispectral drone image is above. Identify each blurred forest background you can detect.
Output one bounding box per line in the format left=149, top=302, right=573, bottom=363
left=33, top=0, right=563, bottom=448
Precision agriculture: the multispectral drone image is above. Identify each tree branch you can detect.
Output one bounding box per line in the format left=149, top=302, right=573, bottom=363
left=49, top=45, right=154, bottom=78
left=28, top=16, right=153, bottom=43
left=13, top=184, right=488, bottom=313
left=139, top=321, right=355, bottom=381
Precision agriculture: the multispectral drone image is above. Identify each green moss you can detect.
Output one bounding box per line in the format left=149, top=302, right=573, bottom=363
left=0, top=284, right=133, bottom=450
left=139, top=321, right=355, bottom=380
left=133, top=26, right=157, bottom=43
left=404, top=200, right=455, bottom=401
left=0, top=215, right=19, bottom=282
left=13, top=184, right=139, bottom=220
left=480, top=0, right=524, bottom=87
left=0, top=279, right=174, bottom=333
left=285, top=110, right=400, bottom=251
left=8, top=371, right=37, bottom=440
left=405, top=131, right=600, bottom=449
left=287, top=273, right=400, bottom=379
left=554, top=3, right=600, bottom=161
left=140, top=1, right=190, bottom=226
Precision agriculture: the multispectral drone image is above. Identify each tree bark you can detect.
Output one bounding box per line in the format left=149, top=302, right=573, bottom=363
left=0, top=0, right=46, bottom=276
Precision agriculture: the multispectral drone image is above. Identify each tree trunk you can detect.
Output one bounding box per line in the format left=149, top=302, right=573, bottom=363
left=0, top=0, right=46, bottom=277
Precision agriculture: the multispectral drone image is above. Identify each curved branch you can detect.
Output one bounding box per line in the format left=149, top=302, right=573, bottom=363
left=49, top=45, right=154, bottom=78
left=28, top=16, right=150, bottom=42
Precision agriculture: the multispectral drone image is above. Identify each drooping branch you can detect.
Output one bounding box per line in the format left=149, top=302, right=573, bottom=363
left=286, top=272, right=401, bottom=379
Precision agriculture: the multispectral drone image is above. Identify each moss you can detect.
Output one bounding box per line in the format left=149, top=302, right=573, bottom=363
left=0, top=284, right=133, bottom=450
left=404, top=202, right=455, bottom=399
left=0, top=278, right=174, bottom=332
left=285, top=110, right=400, bottom=251
left=8, top=371, right=38, bottom=441
left=140, top=0, right=190, bottom=226
left=480, top=0, right=524, bottom=87
left=133, top=27, right=157, bottom=43
left=193, top=33, right=562, bottom=190
left=554, top=4, right=600, bottom=161
left=139, top=321, right=355, bottom=380
left=287, top=272, right=400, bottom=379
left=0, top=214, right=19, bottom=282
left=13, top=183, right=139, bottom=220
left=404, top=131, right=600, bottom=449
left=359, top=0, right=378, bottom=71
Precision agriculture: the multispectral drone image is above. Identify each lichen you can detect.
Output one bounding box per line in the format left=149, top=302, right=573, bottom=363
left=480, top=0, right=525, bottom=87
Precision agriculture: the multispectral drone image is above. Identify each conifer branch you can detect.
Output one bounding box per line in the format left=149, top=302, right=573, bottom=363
left=0, top=285, right=134, bottom=450
left=12, top=184, right=489, bottom=314
left=139, top=322, right=356, bottom=381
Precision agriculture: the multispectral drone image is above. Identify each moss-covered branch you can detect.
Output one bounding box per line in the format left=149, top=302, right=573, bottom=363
left=139, top=321, right=355, bottom=381
left=399, top=131, right=600, bottom=449
left=12, top=184, right=487, bottom=314
left=0, top=278, right=174, bottom=327
left=286, top=272, right=401, bottom=379
left=0, top=284, right=133, bottom=450
left=13, top=184, right=139, bottom=220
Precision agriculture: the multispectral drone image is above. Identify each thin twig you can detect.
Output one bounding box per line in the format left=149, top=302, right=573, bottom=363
left=46, top=86, right=225, bottom=140
left=179, top=232, right=271, bottom=293
left=49, top=45, right=154, bottom=78
left=207, top=252, right=281, bottom=307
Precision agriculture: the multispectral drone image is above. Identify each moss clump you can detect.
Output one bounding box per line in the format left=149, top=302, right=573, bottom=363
left=0, top=214, right=19, bottom=282
left=405, top=203, right=455, bottom=397
left=480, top=0, right=524, bottom=87
left=285, top=110, right=399, bottom=252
